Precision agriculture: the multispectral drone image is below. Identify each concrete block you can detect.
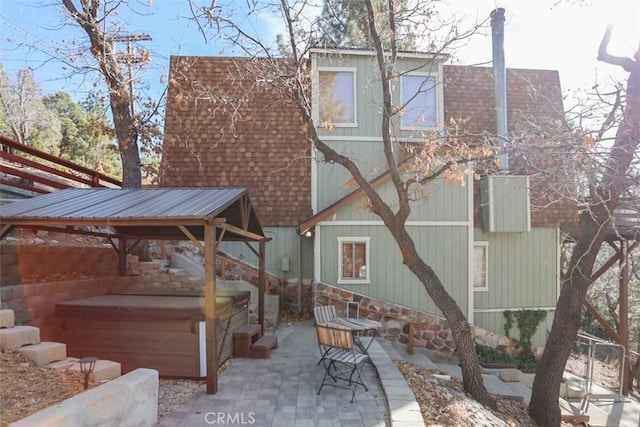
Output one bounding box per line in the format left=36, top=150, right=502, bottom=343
left=0, top=325, right=40, bottom=350
left=70, top=359, right=121, bottom=383
left=0, top=309, right=15, bottom=328
left=18, top=342, right=66, bottom=366
left=11, top=368, right=159, bottom=427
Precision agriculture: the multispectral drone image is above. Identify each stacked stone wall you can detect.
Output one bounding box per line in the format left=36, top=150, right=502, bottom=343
left=0, top=244, right=207, bottom=340
left=315, top=282, right=519, bottom=355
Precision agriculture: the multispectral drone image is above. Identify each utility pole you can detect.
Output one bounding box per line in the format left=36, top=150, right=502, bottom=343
left=109, top=34, right=152, bottom=116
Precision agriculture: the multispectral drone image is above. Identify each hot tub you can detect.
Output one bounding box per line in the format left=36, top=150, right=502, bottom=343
left=56, top=290, right=250, bottom=378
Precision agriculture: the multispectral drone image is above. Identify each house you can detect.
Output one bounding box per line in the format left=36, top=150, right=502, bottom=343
left=160, top=49, right=576, bottom=349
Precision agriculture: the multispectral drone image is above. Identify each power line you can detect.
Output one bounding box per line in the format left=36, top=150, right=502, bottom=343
left=108, top=34, right=152, bottom=116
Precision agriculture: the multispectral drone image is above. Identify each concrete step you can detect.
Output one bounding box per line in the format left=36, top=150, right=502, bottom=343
left=46, top=357, right=80, bottom=370
left=69, top=359, right=122, bottom=384
left=17, top=341, right=66, bottom=367
left=0, top=325, right=40, bottom=350
left=0, top=309, right=15, bottom=328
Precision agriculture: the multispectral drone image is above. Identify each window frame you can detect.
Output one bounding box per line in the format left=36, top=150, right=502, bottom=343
left=473, top=242, right=489, bottom=292
left=400, top=73, right=439, bottom=130
left=337, top=236, right=370, bottom=285
left=317, top=67, right=358, bottom=128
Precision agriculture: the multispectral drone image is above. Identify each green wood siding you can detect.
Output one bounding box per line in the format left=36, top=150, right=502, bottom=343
left=474, top=311, right=554, bottom=348
left=219, top=227, right=308, bottom=279
left=317, top=171, right=469, bottom=222
left=480, top=176, right=531, bottom=232
left=314, top=53, right=443, bottom=141
left=319, top=224, right=469, bottom=315
left=473, top=227, right=558, bottom=310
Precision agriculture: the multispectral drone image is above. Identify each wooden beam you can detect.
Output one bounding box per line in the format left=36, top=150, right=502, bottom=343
left=0, top=224, right=14, bottom=239
left=218, top=222, right=266, bottom=242
left=204, top=224, right=218, bottom=394
left=118, top=238, right=127, bottom=276
left=178, top=225, right=205, bottom=252
left=583, top=299, right=620, bottom=343
left=259, top=240, right=266, bottom=333
left=620, top=240, right=630, bottom=395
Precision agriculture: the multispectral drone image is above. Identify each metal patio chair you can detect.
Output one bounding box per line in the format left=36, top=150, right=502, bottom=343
left=315, top=323, right=369, bottom=402
left=313, top=305, right=337, bottom=324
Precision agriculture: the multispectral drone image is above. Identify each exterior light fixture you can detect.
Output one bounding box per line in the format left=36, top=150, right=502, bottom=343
left=78, top=356, right=98, bottom=390
left=304, top=230, right=313, bottom=238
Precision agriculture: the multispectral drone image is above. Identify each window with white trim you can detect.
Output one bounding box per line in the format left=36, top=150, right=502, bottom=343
left=337, top=237, right=370, bottom=284
left=401, top=74, right=437, bottom=129
left=319, top=69, right=356, bottom=126
left=473, top=242, right=489, bottom=292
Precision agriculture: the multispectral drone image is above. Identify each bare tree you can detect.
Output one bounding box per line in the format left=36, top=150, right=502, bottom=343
left=186, top=0, right=498, bottom=407
left=528, top=25, right=640, bottom=425
left=58, top=0, right=163, bottom=188
left=0, top=66, right=61, bottom=150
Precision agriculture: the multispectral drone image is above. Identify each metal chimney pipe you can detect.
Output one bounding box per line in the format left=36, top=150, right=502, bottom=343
left=490, top=8, right=509, bottom=171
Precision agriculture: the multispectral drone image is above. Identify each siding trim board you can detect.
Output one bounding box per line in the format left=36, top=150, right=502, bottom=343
left=474, top=307, right=556, bottom=313
left=467, top=173, right=475, bottom=323
left=317, top=220, right=469, bottom=227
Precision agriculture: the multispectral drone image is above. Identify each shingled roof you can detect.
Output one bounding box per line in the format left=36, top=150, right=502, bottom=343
left=161, top=56, right=576, bottom=228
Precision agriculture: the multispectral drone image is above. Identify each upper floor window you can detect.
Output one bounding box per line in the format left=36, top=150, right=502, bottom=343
left=401, top=74, right=437, bottom=129
left=319, top=69, right=356, bottom=126
left=337, top=236, right=370, bottom=284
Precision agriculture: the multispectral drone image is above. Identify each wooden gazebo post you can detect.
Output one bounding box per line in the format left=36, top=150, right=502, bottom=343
left=258, top=240, right=266, bottom=332
left=204, top=223, right=218, bottom=394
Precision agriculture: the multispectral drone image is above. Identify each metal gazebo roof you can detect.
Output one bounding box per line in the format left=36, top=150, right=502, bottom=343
left=0, top=187, right=266, bottom=242
left=0, top=187, right=268, bottom=396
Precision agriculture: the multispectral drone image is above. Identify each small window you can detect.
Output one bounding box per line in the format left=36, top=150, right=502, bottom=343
left=401, top=74, right=437, bottom=129
left=338, top=237, right=370, bottom=284
left=473, top=243, right=489, bottom=292
left=319, top=70, right=356, bottom=126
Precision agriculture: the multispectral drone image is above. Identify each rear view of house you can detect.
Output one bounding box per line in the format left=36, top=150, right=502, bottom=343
left=161, top=48, right=576, bottom=350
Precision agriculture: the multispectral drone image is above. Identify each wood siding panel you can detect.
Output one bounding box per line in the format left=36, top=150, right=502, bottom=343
left=317, top=173, right=469, bottom=222
left=473, top=228, right=558, bottom=310
left=219, top=226, right=302, bottom=277
left=474, top=311, right=554, bottom=348
left=320, top=224, right=468, bottom=315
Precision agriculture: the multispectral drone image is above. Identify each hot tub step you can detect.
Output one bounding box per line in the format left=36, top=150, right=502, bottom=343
left=18, top=342, right=66, bottom=367
left=250, top=335, right=278, bottom=359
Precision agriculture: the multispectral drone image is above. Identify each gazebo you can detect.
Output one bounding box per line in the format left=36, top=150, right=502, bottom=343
left=0, top=187, right=269, bottom=394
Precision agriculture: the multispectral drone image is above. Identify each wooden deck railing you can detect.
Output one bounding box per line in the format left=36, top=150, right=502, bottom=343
left=0, top=135, right=121, bottom=194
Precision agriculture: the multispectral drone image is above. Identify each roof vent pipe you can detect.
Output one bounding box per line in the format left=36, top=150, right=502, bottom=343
left=490, top=7, right=509, bottom=171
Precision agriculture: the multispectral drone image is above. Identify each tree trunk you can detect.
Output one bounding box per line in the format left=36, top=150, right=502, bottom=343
left=392, top=224, right=497, bottom=409
left=529, top=29, right=639, bottom=425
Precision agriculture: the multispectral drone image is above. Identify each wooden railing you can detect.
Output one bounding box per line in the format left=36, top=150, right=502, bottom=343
left=0, top=135, right=121, bottom=194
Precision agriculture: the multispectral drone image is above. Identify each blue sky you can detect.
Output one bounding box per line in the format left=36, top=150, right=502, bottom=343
left=1, top=0, right=638, bottom=105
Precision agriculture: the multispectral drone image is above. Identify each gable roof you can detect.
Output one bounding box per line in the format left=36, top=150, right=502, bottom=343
left=161, top=55, right=577, bottom=230
left=161, top=56, right=312, bottom=227
left=0, top=187, right=266, bottom=242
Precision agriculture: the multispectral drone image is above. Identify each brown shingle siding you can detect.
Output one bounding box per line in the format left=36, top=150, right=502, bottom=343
left=162, top=56, right=576, bottom=229
left=161, top=56, right=312, bottom=226
left=445, top=65, right=578, bottom=228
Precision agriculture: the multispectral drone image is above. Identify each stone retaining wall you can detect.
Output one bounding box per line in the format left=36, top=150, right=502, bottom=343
left=10, top=368, right=159, bottom=427
left=314, top=282, right=518, bottom=355
left=0, top=244, right=205, bottom=340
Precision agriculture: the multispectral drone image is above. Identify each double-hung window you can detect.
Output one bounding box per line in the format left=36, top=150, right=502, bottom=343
left=401, top=74, right=437, bottom=129
left=337, top=237, right=370, bottom=284
left=318, top=69, right=356, bottom=126
left=473, top=242, right=489, bottom=292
